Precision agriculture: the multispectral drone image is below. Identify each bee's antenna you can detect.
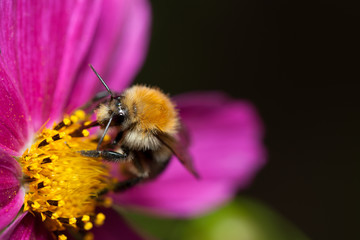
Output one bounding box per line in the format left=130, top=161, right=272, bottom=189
left=89, top=64, right=114, bottom=98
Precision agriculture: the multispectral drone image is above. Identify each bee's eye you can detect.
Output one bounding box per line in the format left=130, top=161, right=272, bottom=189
left=113, top=114, right=125, bottom=125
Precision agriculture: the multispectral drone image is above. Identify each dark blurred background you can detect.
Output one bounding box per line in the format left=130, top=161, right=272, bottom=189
left=135, top=1, right=359, bottom=239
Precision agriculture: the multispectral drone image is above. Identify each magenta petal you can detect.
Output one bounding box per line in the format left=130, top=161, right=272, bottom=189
left=0, top=181, right=24, bottom=232
left=92, top=208, right=143, bottom=240
left=0, top=0, right=102, bottom=130
left=113, top=92, right=266, bottom=217
left=0, top=212, right=51, bottom=240
left=0, top=67, right=31, bottom=154
left=105, top=0, right=151, bottom=90
left=66, top=0, right=152, bottom=112
left=0, top=149, right=24, bottom=231
left=0, top=0, right=150, bottom=130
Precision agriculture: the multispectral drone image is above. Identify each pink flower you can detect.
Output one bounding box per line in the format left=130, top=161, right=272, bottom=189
left=0, top=0, right=265, bottom=239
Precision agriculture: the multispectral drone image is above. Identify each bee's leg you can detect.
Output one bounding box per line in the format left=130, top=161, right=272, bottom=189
left=133, top=157, right=146, bottom=176
left=96, top=112, right=114, bottom=150
left=95, top=161, right=145, bottom=195
left=148, top=157, right=171, bottom=179
left=112, top=131, right=125, bottom=146
left=95, top=176, right=144, bottom=195
left=112, top=156, right=148, bottom=192
left=112, top=176, right=144, bottom=192
left=99, top=131, right=124, bottom=149
left=96, top=187, right=110, bottom=197
left=80, top=149, right=128, bottom=162
left=69, top=121, right=100, bottom=137
left=79, top=91, right=109, bottom=110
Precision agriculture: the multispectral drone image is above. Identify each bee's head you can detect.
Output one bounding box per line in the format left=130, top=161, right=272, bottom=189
left=90, top=64, right=128, bottom=127
left=108, top=95, right=127, bottom=126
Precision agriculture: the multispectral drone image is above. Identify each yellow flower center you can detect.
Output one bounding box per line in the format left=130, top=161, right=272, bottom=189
left=20, top=110, right=110, bottom=239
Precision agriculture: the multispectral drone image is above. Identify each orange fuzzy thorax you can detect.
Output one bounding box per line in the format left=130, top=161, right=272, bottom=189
left=123, top=85, right=179, bottom=134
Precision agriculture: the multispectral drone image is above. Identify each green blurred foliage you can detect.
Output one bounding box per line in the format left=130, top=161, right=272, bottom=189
left=117, top=197, right=310, bottom=240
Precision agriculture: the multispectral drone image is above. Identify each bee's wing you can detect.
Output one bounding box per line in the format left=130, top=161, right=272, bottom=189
left=177, top=123, right=191, bottom=149
left=156, top=131, right=200, bottom=179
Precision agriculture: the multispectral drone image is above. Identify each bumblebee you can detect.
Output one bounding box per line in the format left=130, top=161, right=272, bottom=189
left=80, top=65, right=199, bottom=192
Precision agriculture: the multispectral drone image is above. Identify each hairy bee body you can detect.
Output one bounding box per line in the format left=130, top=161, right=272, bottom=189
left=98, top=85, right=180, bottom=178
left=81, top=66, right=198, bottom=192
left=98, top=85, right=179, bottom=151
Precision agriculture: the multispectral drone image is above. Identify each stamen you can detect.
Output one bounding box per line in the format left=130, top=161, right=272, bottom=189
left=47, top=200, right=59, bottom=206
left=20, top=110, right=111, bottom=238
left=84, top=222, right=93, bottom=231
left=95, top=213, right=106, bottom=226
left=82, top=215, right=90, bottom=222
left=41, top=157, right=52, bottom=164
left=58, top=234, right=67, bottom=240
left=84, top=232, right=94, bottom=240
